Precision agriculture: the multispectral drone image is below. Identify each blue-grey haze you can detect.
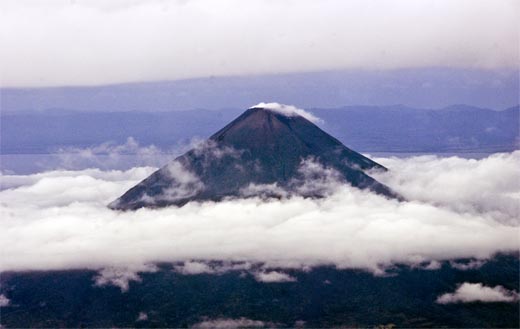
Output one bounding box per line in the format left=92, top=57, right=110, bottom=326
left=1, top=105, right=517, bottom=156
left=1, top=69, right=518, bottom=113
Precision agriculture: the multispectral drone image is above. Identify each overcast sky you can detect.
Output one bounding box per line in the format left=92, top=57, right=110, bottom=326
left=1, top=0, right=518, bottom=87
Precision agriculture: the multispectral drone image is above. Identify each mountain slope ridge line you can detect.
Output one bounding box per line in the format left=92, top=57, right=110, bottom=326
left=110, top=105, right=399, bottom=210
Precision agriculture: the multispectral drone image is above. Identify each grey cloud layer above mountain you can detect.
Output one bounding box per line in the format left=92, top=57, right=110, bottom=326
left=1, top=0, right=518, bottom=87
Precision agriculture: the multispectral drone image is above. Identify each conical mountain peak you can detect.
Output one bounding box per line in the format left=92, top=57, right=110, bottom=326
left=110, top=105, right=398, bottom=210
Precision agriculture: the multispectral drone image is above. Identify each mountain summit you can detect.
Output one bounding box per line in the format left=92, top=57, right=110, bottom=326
left=110, top=105, right=398, bottom=210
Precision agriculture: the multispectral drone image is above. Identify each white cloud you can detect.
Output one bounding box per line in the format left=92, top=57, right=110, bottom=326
left=0, top=294, right=10, bottom=307
left=140, top=161, right=205, bottom=205
left=137, top=312, right=148, bottom=321
left=0, top=167, right=156, bottom=205
left=372, top=152, right=520, bottom=223
left=174, top=261, right=215, bottom=275
left=174, top=261, right=252, bottom=275
left=93, top=264, right=158, bottom=292
left=239, top=183, right=288, bottom=199
left=291, top=157, right=343, bottom=196
left=436, top=282, right=519, bottom=304
left=415, top=260, right=442, bottom=271
left=191, top=140, right=244, bottom=168
left=192, top=317, right=266, bottom=328
left=239, top=157, right=342, bottom=199
left=449, top=259, right=486, bottom=271
left=0, top=152, right=518, bottom=276
left=254, top=271, right=296, bottom=283
left=56, top=137, right=176, bottom=170
left=251, top=103, right=322, bottom=123
left=1, top=0, right=517, bottom=87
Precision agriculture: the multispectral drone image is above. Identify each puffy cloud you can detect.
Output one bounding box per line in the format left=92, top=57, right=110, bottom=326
left=413, top=260, right=442, bottom=271
left=174, top=261, right=216, bottom=275
left=436, top=283, right=519, bottom=304
left=138, top=161, right=205, bottom=205
left=449, top=259, right=487, bottom=271
left=190, top=140, right=244, bottom=172
left=372, top=152, right=520, bottom=223
left=174, top=261, right=253, bottom=276
left=291, top=157, right=343, bottom=196
left=239, top=157, right=342, bottom=199
left=0, top=294, right=10, bottom=307
left=0, top=152, right=518, bottom=276
left=254, top=271, right=297, bottom=283
left=0, top=167, right=156, bottom=205
left=251, top=103, right=322, bottom=123
left=55, top=137, right=177, bottom=170
left=1, top=0, right=517, bottom=87
left=239, top=183, right=288, bottom=199
left=93, top=264, right=158, bottom=292
left=136, top=312, right=148, bottom=321
left=192, top=317, right=267, bottom=328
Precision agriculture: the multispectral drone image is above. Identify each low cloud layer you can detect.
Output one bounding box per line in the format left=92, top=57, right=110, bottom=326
left=55, top=137, right=179, bottom=171
left=436, top=283, right=519, bottom=304
left=192, top=317, right=267, bottom=329
left=1, top=0, right=518, bottom=87
left=0, top=152, right=518, bottom=278
left=372, top=152, right=520, bottom=223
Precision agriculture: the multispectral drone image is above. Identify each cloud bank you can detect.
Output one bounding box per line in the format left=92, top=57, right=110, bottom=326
left=372, top=152, right=520, bottom=223
left=436, top=282, right=519, bottom=304
left=0, top=152, right=518, bottom=278
left=1, top=0, right=518, bottom=87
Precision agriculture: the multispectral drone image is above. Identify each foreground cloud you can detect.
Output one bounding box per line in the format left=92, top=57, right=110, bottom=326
left=436, top=282, right=519, bottom=304
left=0, top=152, right=518, bottom=276
left=372, top=152, right=520, bottom=223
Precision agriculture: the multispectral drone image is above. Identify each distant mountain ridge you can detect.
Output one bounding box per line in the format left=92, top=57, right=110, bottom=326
left=1, top=69, right=518, bottom=111
left=1, top=105, right=518, bottom=154
left=110, top=107, right=397, bottom=210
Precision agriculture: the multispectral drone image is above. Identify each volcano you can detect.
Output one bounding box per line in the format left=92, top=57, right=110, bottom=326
left=110, top=105, right=398, bottom=210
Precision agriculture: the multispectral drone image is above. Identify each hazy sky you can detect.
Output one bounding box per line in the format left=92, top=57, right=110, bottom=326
left=1, top=0, right=518, bottom=87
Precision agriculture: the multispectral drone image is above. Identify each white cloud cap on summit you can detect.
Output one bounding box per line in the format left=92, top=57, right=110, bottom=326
left=251, top=102, right=321, bottom=123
